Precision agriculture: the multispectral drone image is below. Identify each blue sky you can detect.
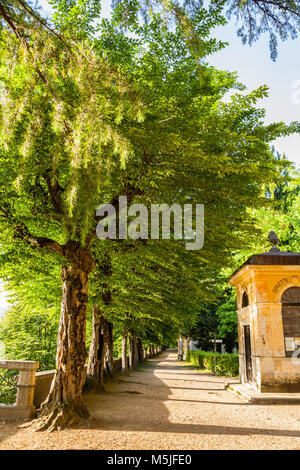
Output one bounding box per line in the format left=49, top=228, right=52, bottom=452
left=0, top=0, right=299, bottom=316
left=209, top=21, right=300, bottom=170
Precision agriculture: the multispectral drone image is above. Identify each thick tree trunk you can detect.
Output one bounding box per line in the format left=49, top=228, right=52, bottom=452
left=185, top=337, right=191, bottom=360
left=129, top=331, right=138, bottom=369
left=122, top=332, right=128, bottom=375
left=33, top=261, right=91, bottom=431
left=178, top=336, right=183, bottom=360
left=87, top=304, right=101, bottom=380
left=134, top=338, right=138, bottom=368
left=85, top=304, right=107, bottom=393
left=129, top=336, right=133, bottom=369
left=105, top=321, right=114, bottom=378
left=183, top=338, right=188, bottom=360
left=137, top=338, right=144, bottom=364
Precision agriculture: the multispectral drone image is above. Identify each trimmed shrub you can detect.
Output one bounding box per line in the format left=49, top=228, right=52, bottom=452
left=186, top=350, right=239, bottom=377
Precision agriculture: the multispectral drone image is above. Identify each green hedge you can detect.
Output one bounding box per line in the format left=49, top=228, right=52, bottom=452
left=186, top=350, right=239, bottom=377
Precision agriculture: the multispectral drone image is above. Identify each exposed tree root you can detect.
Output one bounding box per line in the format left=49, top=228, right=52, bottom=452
left=20, top=402, right=91, bottom=432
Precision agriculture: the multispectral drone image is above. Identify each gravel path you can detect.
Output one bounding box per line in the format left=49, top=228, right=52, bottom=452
left=1, top=350, right=300, bottom=450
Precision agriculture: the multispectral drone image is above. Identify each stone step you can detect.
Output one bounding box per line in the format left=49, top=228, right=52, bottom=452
left=227, top=383, right=300, bottom=404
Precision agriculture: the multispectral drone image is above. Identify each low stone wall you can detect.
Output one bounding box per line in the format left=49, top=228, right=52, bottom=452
left=33, top=369, right=61, bottom=409
left=1, top=352, right=159, bottom=419
left=34, top=357, right=124, bottom=408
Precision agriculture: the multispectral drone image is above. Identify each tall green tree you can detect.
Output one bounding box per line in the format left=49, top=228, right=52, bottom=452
left=0, top=11, right=143, bottom=429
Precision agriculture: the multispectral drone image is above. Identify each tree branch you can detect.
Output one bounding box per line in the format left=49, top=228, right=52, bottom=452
left=15, top=0, right=67, bottom=40
left=254, top=0, right=300, bottom=18
left=42, top=172, right=65, bottom=215
left=0, top=205, right=63, bottom=255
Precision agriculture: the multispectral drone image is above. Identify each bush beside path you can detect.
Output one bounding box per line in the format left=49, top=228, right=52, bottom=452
left=186, top=350, right=239, bottom=377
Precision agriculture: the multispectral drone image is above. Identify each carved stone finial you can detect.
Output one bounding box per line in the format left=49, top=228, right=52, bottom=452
left=268, top=231, right=280, bottom=252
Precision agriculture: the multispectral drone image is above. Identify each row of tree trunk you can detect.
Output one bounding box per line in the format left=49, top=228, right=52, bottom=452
left=121, top=331, right=161, bottom=375
left=86, top=304, right=162, bottom=391
left=32, top=252, right=163, bottom=431
left=85, top=304, right=115, bottom=392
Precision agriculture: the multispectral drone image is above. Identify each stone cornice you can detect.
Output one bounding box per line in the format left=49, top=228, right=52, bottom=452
left=229, top=264, right=300, bottom=285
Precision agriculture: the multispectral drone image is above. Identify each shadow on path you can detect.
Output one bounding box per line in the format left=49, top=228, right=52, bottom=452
left=84, top=350, right=300, bottom=439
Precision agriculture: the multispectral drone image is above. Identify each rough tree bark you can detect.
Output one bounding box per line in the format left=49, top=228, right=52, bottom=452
left=30, top=245, right=95, bottom=431
left=105, top=321, right=114, bottom=378
left=185, top=337, right=191, bottom=360
left=85, top=304, right=108, bottom=393
left=129, top=331, right=138, bottom=370
left=122, top=331, right=128, bottom=375
left=87, top=255, right=113, bottom=385
left=137, top=338, right=144, bottom=364
left=129, top=335, right=133, bottom=369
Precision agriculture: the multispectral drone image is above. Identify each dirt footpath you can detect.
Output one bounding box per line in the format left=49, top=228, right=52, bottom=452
left=1, top=350, right=300, bottom=450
